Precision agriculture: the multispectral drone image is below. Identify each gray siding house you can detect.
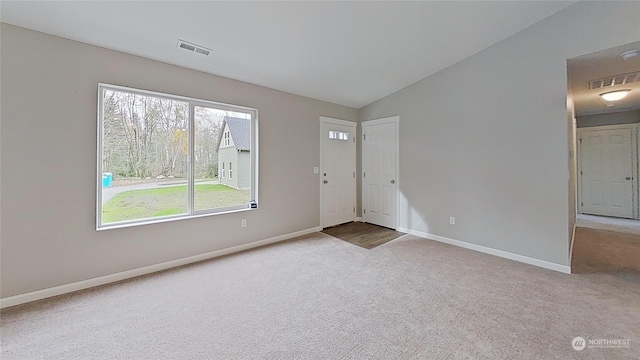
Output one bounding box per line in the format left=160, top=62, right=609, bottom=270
left=217, top=117, right=251, bottom=190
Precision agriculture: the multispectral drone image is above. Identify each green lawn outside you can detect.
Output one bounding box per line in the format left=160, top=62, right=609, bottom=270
left=102, top=184, right=250, bottom=223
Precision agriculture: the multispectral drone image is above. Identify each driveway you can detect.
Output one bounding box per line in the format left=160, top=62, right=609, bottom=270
left=102, top=180, right=219, bottom=204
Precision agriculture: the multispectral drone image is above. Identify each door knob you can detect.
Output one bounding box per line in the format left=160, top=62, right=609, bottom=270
left=626, top=177, right=632, bottom=180
left=390, top=180, right=395, bottom=184
left=324, top=180, right=328, bottom=184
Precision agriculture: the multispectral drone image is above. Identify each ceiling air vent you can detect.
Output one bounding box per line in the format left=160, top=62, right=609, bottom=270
left=177, top=40, right=211, bottom=56
left=589, top=71, right=639, bottom=90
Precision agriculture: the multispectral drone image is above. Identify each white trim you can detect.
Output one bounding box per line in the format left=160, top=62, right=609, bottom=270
left=355, top=217, right=363, bottom=222
left=319, top=117, right=357, bottom=228
left=188, top=104, right=195, bottom=215
left=97, top=206, right=254, bottom=231
left=319, top=116, right=357, bottom=127
left=361, top=116, right=400, bottom=229
left=361, top=116, right=400, bottom=127
left=96, top=86, right=105, bottom=229
left=397, top=227, right=571, bottom=274
left=569, top=222, right=576, bottom=267
left=0, top=226, right=321, bottom=309
left=578, top=123, right=639, bottom=131
left=99, top=83, right=257, bottom=114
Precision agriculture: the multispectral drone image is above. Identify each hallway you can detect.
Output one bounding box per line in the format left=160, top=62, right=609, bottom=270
left=572, top=215, right=640, bottom=274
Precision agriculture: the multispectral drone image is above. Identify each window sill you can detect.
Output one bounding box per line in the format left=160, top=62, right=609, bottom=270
left=97, top=206, right=256, bottom=231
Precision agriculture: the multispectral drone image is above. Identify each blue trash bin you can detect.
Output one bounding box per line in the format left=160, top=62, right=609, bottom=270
left=102, top=172, right=113, bottom=188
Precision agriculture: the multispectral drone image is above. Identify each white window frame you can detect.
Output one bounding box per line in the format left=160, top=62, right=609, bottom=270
left=96, top=83, right=259, bottom=230
left=229, top=161, right=233, bottom=180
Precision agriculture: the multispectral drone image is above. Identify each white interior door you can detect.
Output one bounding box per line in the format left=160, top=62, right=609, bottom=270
left=579, top=127, right=634, bottom=219
left=362, top=117, right=398, bottom=229
left=320, top=118, right=356, bottom=228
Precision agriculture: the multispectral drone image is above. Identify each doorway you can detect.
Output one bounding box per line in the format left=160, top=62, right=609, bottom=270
left=568, top=41, right=640, bottom=223
left=361, top=116, right=399, bottom=229
left=578, top=124, right=638, bottom=219
left=320, top=117, right=356, bottom=228
left=568, top=41, right=640, bottom=273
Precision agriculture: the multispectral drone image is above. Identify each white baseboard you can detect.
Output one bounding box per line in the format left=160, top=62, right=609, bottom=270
left=397, top=227, right=571, bottom=274
left=355, top=217, right=363, bottom=222
left=0, top=226, right=322, bottom=309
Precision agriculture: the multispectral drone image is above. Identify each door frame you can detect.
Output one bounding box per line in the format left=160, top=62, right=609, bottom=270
left=577, top=123, right=639, bottom=220
left=361, top=116, right=400, bottom=229
left=319, top=116, right=357, bottom=228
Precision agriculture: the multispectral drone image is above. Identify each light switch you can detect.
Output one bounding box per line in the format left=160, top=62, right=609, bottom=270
left=313, top=167, right=319, bottom=174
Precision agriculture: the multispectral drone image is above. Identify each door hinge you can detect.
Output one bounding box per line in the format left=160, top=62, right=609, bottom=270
left=580, top=171, right=582, bottom=175
left=363, top=134, right=366, bottom=140
left=353, top=136, right=355, bottom=142
left=363, top=172, right=366, bottom=177
left=363, top=209, right=366, bottom=214
left=581, top=202, right=583, bottom=207
left=353, top=207, right=355, bottom=213
left=353, top=172, right=355, bottom=178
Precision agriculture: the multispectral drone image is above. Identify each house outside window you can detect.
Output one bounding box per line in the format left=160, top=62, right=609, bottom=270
left=217, top=117, right=251, bottom=190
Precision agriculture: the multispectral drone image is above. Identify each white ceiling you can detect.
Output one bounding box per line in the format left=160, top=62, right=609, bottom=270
left=568, top=41, right=640, bottom=117
left=0, top=1, right=576, bottom=109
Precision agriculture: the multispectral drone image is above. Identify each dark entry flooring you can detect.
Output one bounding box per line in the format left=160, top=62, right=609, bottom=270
left=322, top=221, right=405, bottom=249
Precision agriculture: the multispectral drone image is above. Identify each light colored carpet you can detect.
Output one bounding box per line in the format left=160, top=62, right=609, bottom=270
left=2, top=233, right=639, bottom=359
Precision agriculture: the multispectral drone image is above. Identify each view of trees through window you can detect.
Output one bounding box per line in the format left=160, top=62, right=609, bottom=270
left=99, top=85, right=254, bottom=227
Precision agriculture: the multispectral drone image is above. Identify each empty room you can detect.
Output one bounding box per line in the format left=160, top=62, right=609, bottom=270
left=1, top=1, right=639, bottom=359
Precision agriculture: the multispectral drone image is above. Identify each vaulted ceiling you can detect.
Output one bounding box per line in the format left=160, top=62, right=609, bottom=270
left=1, top=1, right=576, bottom=108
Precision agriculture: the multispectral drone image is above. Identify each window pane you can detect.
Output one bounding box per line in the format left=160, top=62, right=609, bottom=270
left=101, top=89, right=189, bottom=224
left=99, top=84, right=258, bottom=229
left=193, top=107, right=251, bottom=212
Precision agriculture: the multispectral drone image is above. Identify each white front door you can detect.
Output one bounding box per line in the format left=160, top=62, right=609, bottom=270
left=579, top=126, right=635, bottom=219
left=320, top=117, right=356, bottom=228
left=362, top=117, right=398, bottom=229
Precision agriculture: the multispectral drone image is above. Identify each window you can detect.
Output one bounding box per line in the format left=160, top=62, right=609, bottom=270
left=223, top=132, right=231, bottom=147
left=229, top=162, right=233, bottom=180
left=329, top=130, right=349, bottom=141
left=97, top=83, right=258, bottom=230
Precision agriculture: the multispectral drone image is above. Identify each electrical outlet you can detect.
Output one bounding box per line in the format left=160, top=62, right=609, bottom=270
left=449, top=216, right=455, bottom=225
left=241, top=219, right=247, bottom=228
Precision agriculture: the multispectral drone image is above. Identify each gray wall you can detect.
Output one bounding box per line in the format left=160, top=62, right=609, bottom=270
left=359, top=1, right=640, bottom=266
left=576, top=110, right=640, bottom=128
left=0, top=24, right=357, bottom=298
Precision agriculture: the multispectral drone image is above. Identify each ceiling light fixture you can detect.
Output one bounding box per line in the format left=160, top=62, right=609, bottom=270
left=621, top=50, right=640, bottom=60
left=600, top=89, right=631, bottom=101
